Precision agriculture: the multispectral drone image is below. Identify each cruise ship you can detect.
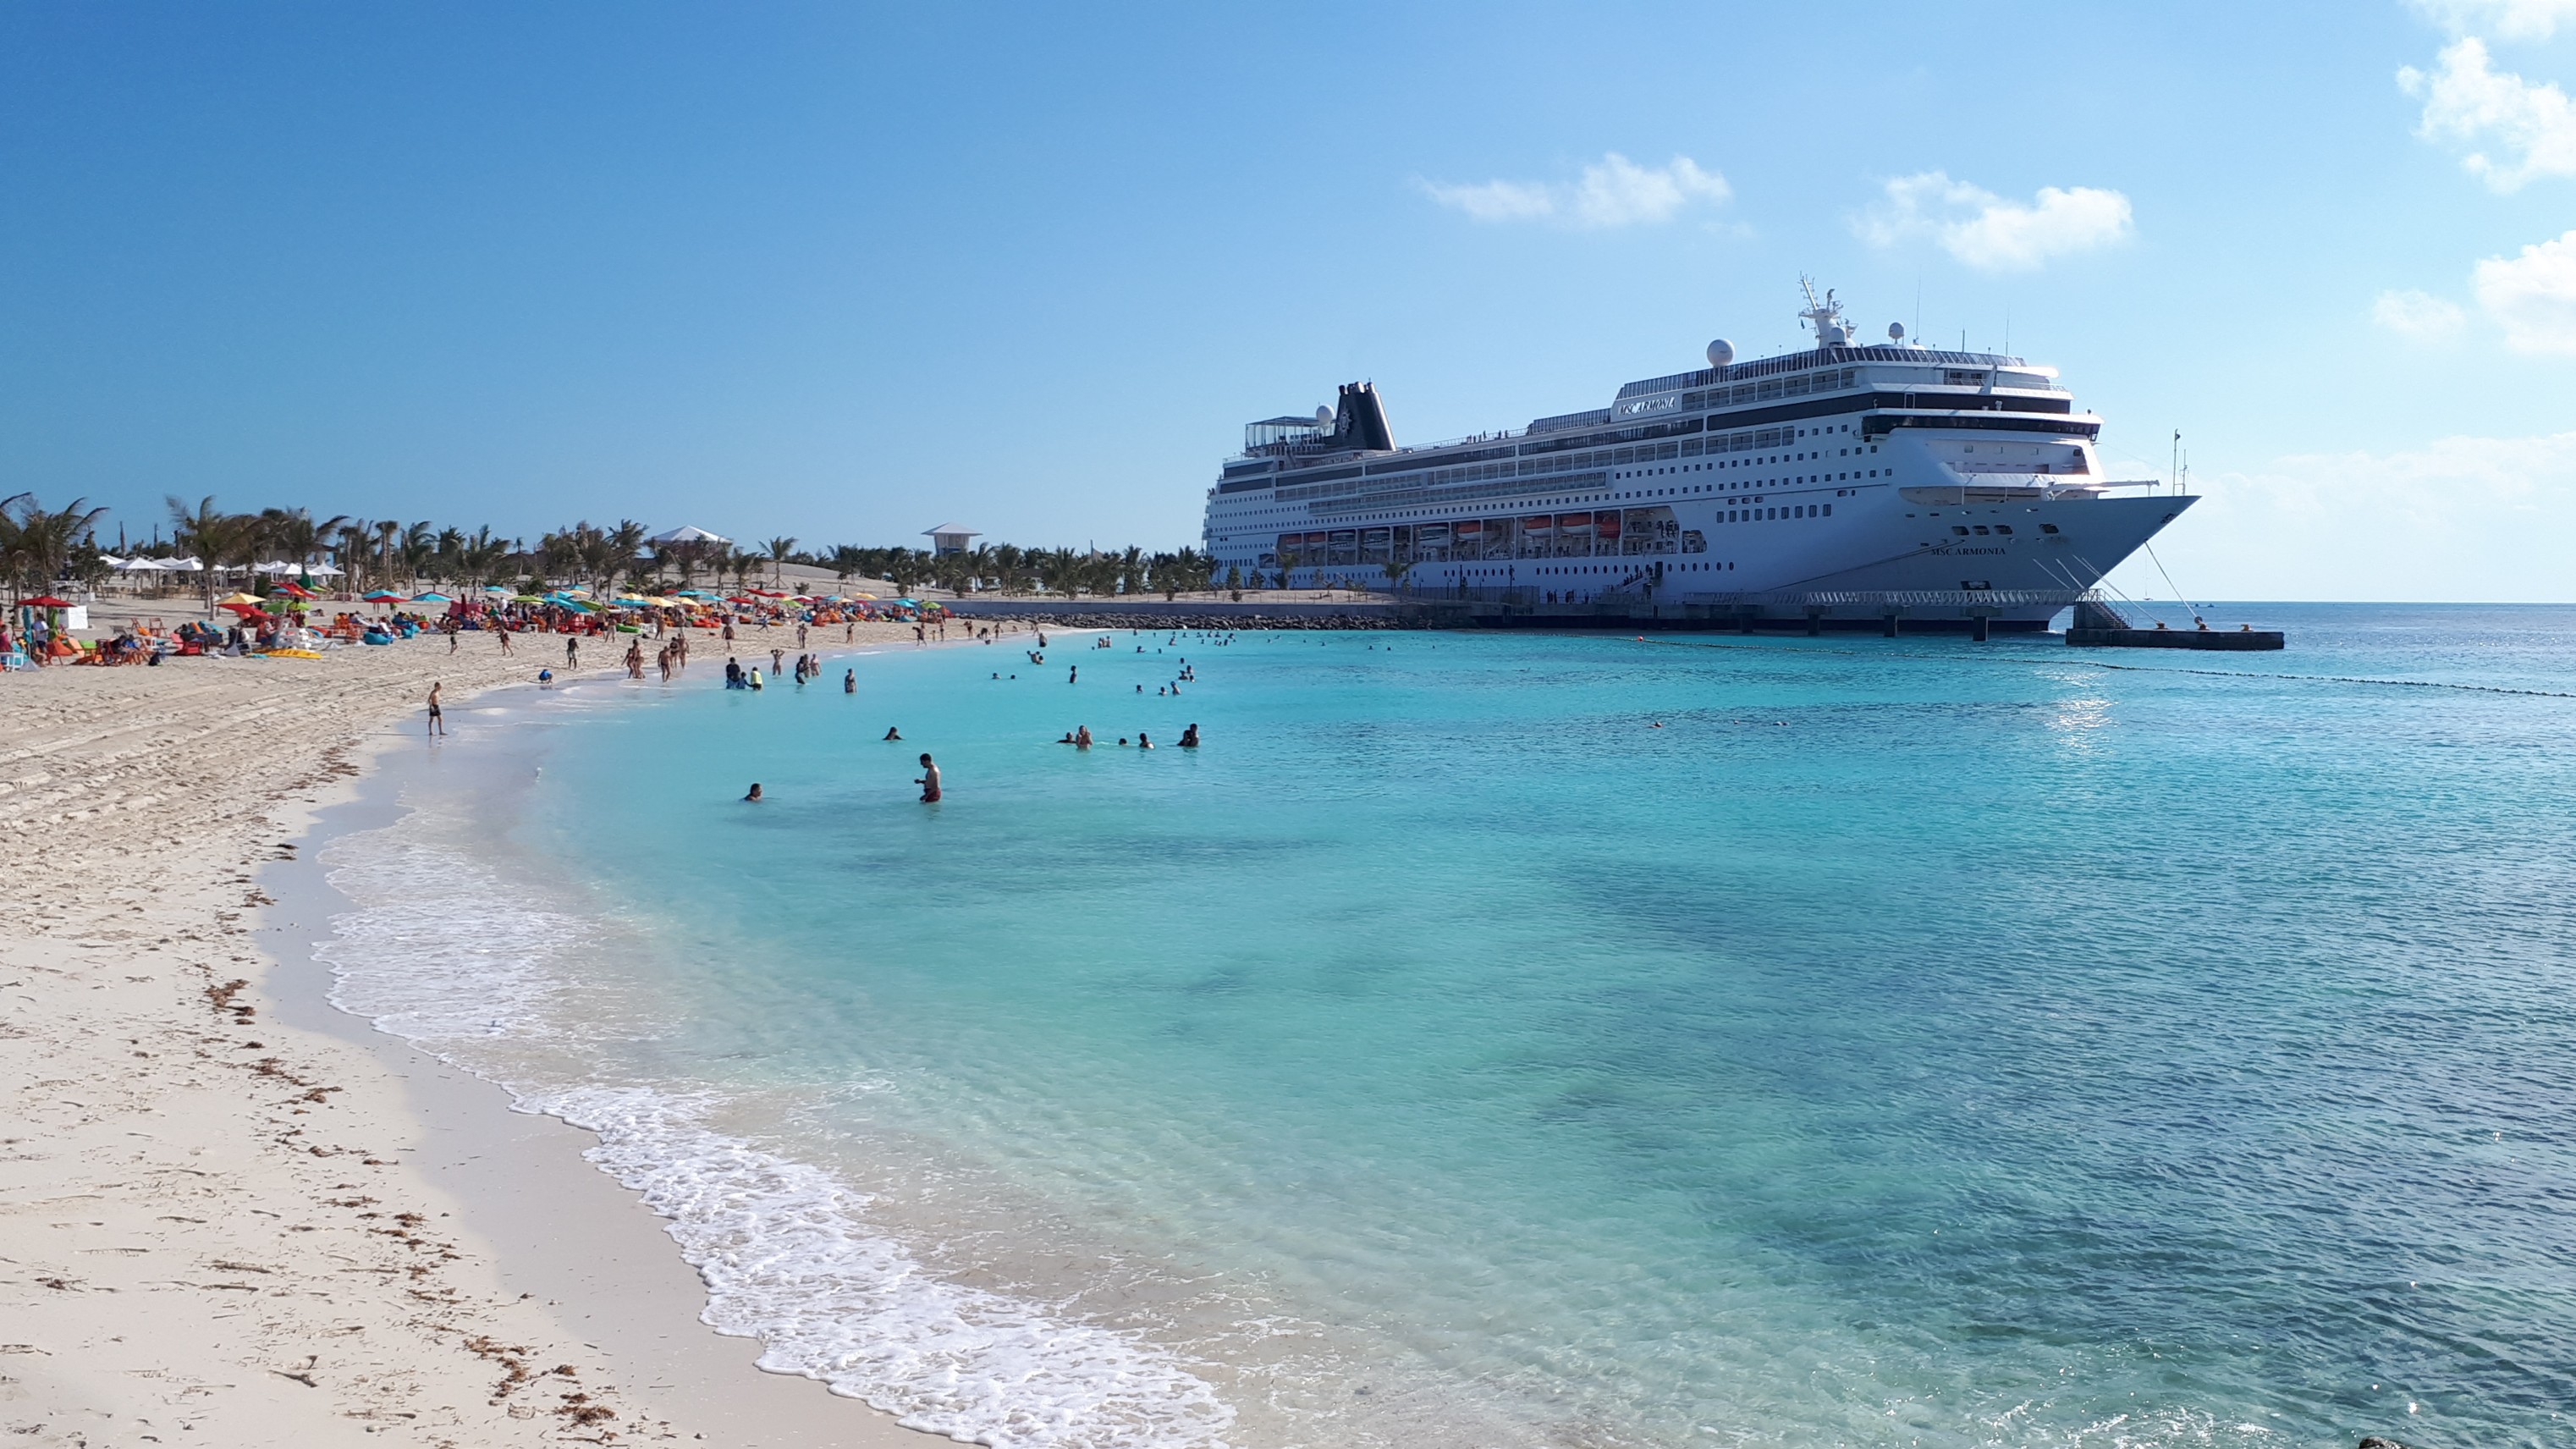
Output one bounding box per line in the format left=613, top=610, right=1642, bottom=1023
left=1200, top=285, right=2193, bottom=631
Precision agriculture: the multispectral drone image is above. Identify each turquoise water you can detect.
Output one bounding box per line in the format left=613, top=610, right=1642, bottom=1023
left=329, top=607, right=2576, bottom=1448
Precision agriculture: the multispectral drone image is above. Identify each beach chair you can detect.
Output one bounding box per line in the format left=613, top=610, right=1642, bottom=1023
left=1, top=646, right=28, bottom=671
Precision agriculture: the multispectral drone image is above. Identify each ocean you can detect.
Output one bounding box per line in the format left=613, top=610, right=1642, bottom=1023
left=316, top=604, right=2576, bottom=1449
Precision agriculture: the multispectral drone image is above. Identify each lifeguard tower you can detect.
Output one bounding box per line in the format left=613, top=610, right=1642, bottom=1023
left=922, top=524, right=980, bottom=557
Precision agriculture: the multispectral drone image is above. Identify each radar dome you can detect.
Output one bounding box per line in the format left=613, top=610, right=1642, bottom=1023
left=1705, top=339, right=1735, bottom=368
left=1888, top=322, right=1906, bottom=341
left=1315, top=405, right=1333, bottom=427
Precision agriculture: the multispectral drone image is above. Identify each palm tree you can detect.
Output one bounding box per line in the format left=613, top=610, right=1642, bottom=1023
left=166, top=494, right=240, bottom=610
left=608, top=520, right=647, bottom=597
left=257, top=508, right=350, bottom=586
left=400, top=521, right=438, bottom=590
left=334, top=519, right=377, bottom=592
left=0, top=493, right=98, bottom=603
left=826, top=543, right=865, bottom=592
left=762, top=536, right=798, bottom=592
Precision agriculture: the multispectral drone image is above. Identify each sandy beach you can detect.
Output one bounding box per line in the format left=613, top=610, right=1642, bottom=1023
left=1, top=609, right=946, bottom=1447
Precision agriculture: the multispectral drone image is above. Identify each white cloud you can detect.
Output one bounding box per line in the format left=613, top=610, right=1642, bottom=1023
left=2473, top=227, right=2576, bottom=352
left=2373, top=288, right=2470, bottom=339
left=2408, top=0, right=2576, bottom=40
left=2122, top=430, right=2576, bottom=601
left=2398, top=38, right=2576, bottom=190
left=1420, top=153, right=1729, bottom=229
left=1853, top=172, right=2133, bottom=272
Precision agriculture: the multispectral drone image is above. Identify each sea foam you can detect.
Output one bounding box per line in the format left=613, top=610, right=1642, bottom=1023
left=317, top=816, right=1236, bottom=1449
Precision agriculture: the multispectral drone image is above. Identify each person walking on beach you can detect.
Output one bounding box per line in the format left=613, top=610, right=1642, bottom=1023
left=496, top=625, right=513, bottom=655
left=916, top=753, right=942, bottom=803
left=446, top=620, right=460, bottom=653
left=566, top=636, right=580, bottom=669
left=427, top=681, right=445, bottom=736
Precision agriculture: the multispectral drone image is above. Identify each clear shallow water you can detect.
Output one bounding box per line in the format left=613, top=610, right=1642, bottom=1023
left=322, top=607, right=2576, bottom=1449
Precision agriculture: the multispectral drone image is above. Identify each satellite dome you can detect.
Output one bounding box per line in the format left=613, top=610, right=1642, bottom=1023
left=1888, top=322, right=1906, bottom=341
left=1315, top=405, right=1333, bottom=427
left=1705, top=339, right=1735, bottom=368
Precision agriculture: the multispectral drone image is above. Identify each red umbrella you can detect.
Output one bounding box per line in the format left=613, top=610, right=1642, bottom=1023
left=22, top=595, right=74, bottom=608
left=273, top=581, right=318, bottom=600
left=217, top=600, right=271, bottom=616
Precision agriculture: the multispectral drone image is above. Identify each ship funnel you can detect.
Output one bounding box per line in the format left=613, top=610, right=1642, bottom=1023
left=1329, top=382, right=1395, bottom=451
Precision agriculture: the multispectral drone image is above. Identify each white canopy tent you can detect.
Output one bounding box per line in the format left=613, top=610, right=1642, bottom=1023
left=649, top=526, right=730, bottom=546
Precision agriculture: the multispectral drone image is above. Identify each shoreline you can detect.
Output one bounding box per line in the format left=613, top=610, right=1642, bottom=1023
left=0, top=616, right=948, bottom=1446
left=258, top=715, right=934, bottom=1448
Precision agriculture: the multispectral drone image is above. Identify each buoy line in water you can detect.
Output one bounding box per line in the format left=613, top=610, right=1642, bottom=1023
left=1628, top=634, right=2576, bottom=700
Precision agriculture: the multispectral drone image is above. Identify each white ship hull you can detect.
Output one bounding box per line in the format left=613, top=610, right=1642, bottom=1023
left=1202, top=295, right=2192, bottom=630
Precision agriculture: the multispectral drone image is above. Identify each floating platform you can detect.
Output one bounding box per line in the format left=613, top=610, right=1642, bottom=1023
left=2063, top=599, right=2283, bottom=650
left=2066, top=626, right=2284, bottom=650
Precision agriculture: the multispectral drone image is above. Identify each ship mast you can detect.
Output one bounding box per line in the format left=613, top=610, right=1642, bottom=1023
left=1797, top=277, right=1852, bottom=350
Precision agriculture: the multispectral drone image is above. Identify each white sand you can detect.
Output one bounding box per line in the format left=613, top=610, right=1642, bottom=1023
left=1, top=609, right=946, bottom=1446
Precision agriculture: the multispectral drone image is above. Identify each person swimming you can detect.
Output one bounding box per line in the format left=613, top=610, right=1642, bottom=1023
left=1075, top=725, right=1092, bottom=749
left=1138, top=732, right=1153, bottom=749
left=1179, top=723, right=1200, bottom=748
left=744, top=782, right=763, bottom=802
left=883, top=725, right=903, bottom=741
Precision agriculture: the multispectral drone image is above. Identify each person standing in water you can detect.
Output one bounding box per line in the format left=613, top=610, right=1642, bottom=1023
left=1068, top=664, right=1078, bottom=684
left=426, top=681, right=445, bottom=736
left=744, top=783, right=763, bottom=802
left=916, top=753, right=942, bottom=802
left=843, top=669, right=856, bottom=693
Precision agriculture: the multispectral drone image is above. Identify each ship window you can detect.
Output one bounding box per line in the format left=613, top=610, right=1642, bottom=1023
left=1973, top=526, right=1990, bottom=535
left=2040, top=523, right=2060, bottom=534
left=1952, top=526, right=1970, bottom=536
left=1824, top=504, right=1832, bottom=516
left=1993, top=524, right=2012, bottom=535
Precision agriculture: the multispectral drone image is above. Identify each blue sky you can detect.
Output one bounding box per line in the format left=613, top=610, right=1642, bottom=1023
left=5, top=1, right=2574, bottom=598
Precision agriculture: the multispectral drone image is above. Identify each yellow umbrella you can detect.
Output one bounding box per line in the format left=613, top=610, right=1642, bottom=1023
left=217, top=592, right=265, bottom=606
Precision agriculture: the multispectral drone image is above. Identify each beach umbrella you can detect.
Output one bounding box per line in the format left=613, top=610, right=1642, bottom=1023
left=274, top=581, right=318, bottom=600
left=23, top=594, right=74, bottom=609
left=217, top=599, right=268, bottom=615
left=482, top=584, right=512, bottom=595
left=217, top=591, right=265, bottom=606
left=414, top=591, right=454, bottom=603
left=362, top=590, right=409, bottom=603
